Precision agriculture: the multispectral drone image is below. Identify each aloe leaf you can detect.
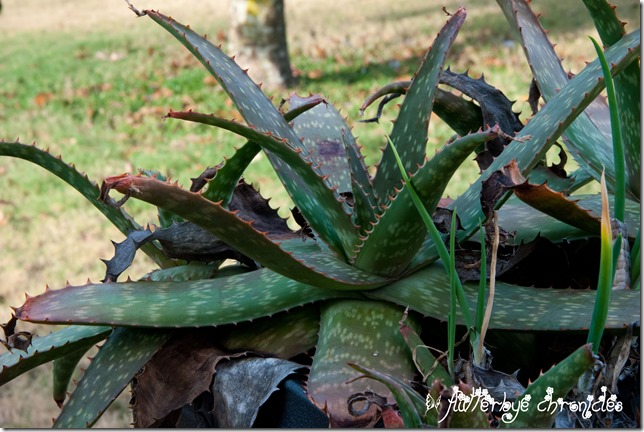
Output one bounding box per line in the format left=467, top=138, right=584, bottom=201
left=195, top=98, right=325, bottom=206
left=348, top=362, right=425, bottom=428
left=350, top=178, right=378, bottom=231
left=582, top=0, right=641, bottom=198
left=372, top=8, right=466, bottom=204
left=101, top=174, right=386, bottom=290
left=54, top=328, right=170, bottom=428
left=499, top=344, right=596, bottom=428
left=53, top=347, right=88, bottom=407
left=0, top=142, right=170, bottom=268
left=167, top=110, right=357, bottom=257
left=451, top=27, right=639, bottom=241
left=307, top=300, right=418, bottom=427
left=0, top=325, right=111, bottom=386
left=142, top=261, right=224, bottom=282
left=400, top=319, right=452, bottom=384
left=199, top=142, right=261, bottom=205
left=219, top=305, right=320, bottom=359
left=144, top=10, right=357, bottom=258
left=355, top=126, right=499, bottom=277
left=366, top=262, right=640, bottom=331
left=14, top=268, right=354, bottom=327
left=497, top=0, right=639, bottom=200
left=288, top=94, right=353, bottom=194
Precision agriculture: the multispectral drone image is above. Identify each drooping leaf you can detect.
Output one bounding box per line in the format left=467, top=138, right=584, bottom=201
left=14, top=269, right=353, bottom=327
left=0, top=325, right=111, bottom=386
left=54, top=328, right=170, bottom=428
left=0, top=142, right=170, bottom=267
left=499, top=344, right=596, bottom=428
left=366, top=262, right=640, bottom=331
left=307, top=300, right=418, bottom=427
left=450, top=26, right=639, bottom=242
left=372, top=8, right=466, bottom=204
left=100, top=174, right=387, bottom=290
left=144, top=10, right=357, bottom=257
left=211, top=357, right=305, bottom=428
left=131, top=332, right=247, bottom=427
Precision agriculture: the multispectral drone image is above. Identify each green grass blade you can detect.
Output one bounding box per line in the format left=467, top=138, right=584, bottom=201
left=366, top=262, right=640, bottom=331
left=582, top=0, right=641, bottom=198
left=500, top=344, right=596, bottom=428
left=372, top=8, right=466, bottom=205
left=475, top=220, right=487, bottom=334
left=54, top=328, right=170, bottom=428
left=101, top=174, right=386, bottom=290
left=14, top=268, right=353, bottom=327
left=450, top=27, right=639, bottom=243
left=590, top=37, right=626, bottom=222
left=0, top=142, right=171, bottom=268
left=0, top=325, right=111, bottom=386
left=447, top=208, right=458, bottom=377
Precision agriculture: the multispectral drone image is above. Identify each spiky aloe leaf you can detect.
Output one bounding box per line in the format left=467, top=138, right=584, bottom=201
left=167, top=110, right=357, bottom=257
left=499, top=344, right=596, bottom=428
left=582, top=0, right=641, bottom=198
left=288, top=94, right=353, bottom=194
left=497, top=0, right=639, bottom=200
left=142, top=261, right=225, bottom=282
left=0, top=142, right=170, bottom=267
left=354, top=126, right=499, bottom=277
left=101, top=174, right=386, bottom=290
left=14, top=269, right=353, bottom=327
left=450, top=27, right=639, bottom=241
left=348, top=362, right=425, bottom=428
left=372, top=8, right=466, bottom=204
left=143, top=10, right=357, bottom=258
left=219, top=305, right=320, bottom=359
left=366, top=262, right=640, bottom=331
left=0, top=325, right=111, bottom=386
left=54, top=328, right=170, bottom=428
left=53, top=347, right=88, bottom=407
left=193, top=98, right=325, bottom=206
left=307, top=300, right=418, bottom=427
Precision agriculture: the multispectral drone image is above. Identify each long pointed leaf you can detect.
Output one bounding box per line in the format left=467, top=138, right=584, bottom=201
left=54, top=328, right=170, bottom=428
left=101, top=174, right=386, bottom=290
left=0, top=325, right=111, bottom=386
left=14, top=268, right=353, bottom=327
left=0, top=142, right=170, bottom=267
left=372, top=8, right=466, bottom=203
left=144, top=10, right=358, bottom=257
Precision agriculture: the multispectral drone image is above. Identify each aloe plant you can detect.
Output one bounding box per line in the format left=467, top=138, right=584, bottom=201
left=0, top=0, right=640, bottom=428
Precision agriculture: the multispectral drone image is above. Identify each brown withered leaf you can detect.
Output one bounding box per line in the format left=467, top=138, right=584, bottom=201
left=131, top=332, right=248, bottom=428
left=499, top=161, right=601, bottom=235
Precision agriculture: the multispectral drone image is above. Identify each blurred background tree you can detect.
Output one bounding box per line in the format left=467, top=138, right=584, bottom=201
left=229, top=0, right=294, bottom=89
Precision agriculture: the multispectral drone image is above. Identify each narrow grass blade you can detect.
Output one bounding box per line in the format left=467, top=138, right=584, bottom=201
left=372, top=8, right=466, bottom=205
left=54, top=328, right=170, bottom=428
left=583, top=0, right=641, bottom=197
left=587, top=173, right=614, bottom=353
left=0, top=325, right=111, bottom=386
left=14, top=268, right=353, bottom=327
left=0, top=142, right=170, bottom=268
left=447, top=209, right=458, bottom=377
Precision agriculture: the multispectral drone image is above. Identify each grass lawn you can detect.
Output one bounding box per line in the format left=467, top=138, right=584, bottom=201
left=0, top=0, right=639, bottom=427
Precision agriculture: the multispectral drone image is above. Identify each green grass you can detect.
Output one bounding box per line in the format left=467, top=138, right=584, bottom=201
left=0, top=0, right=639, bottom=427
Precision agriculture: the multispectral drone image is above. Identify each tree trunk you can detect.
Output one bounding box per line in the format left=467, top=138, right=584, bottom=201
left=228, top=0, right=295, bottom=89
